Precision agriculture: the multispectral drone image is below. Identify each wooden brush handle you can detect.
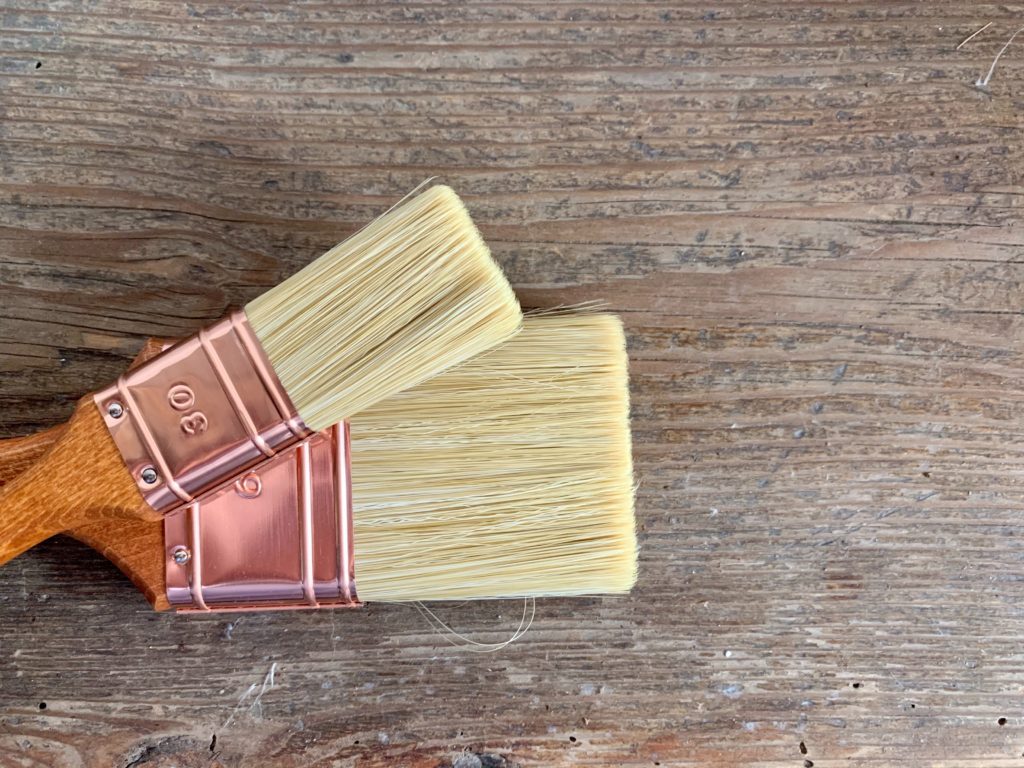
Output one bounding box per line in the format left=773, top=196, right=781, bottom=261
left=0, top=399, right=155, bottom=565
left=69, top=513, right=168, bottom=610
left=0, top=426, right=64, bottom=486
left=0, top=339, right=169, bottom=486
left=0, top=339, right=171, bottom=606
left=0, top=422, right=168, bottom=608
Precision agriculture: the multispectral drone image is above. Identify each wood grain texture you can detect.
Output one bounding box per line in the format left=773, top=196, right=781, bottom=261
left=0, top=429, right=167, bottom=611
left=0, top=426, right=64, bottom=486
left=65, top=339, right=172, bottom=610
left=0, top=399, right=157, bottom=565
left=2, top=1, right=1024, bottom=765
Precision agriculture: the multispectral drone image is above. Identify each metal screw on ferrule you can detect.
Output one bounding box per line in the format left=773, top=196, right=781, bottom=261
left=140, top=467, right=159, bottom=485
left=171, top=546, right=191, bottom=566
left=107, top=402, right=124, bottom=419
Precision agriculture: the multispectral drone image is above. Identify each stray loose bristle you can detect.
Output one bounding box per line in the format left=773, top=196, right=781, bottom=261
left=246, top=186, right=522, bottom=430
left=350, top=313, right=637, bottom=601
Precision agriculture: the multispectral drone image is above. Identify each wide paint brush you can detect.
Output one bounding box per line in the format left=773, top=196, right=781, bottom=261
left=0, top=315, right=636, bottom=610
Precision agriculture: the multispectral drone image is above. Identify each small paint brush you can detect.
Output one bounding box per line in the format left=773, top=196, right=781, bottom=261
left=0, top=186, right=521, bottom=566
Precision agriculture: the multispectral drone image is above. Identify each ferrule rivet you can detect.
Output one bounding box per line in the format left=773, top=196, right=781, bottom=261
left=141, top=467, right=159, bottom=485
left=107, top=402, right=124, bottom=419
left=171, top=546, right=191, bottom=566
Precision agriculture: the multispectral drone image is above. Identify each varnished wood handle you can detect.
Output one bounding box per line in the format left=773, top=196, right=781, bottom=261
left=70, top=513, right=168, bottom=610
left=0, top=399, right=156, bottom=565
left=0, top=339, right=171, bottom=486
left=0, top=338, right=175, bottom=606
left=0, top=422, right=168, bottom=609
left=0, top=426, right=64, bottom=487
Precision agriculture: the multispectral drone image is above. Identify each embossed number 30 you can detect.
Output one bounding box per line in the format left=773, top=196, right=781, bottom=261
left=168, top=384, right=209, bottom=436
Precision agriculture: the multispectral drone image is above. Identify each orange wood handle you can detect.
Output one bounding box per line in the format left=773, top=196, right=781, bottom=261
left=0, top=425, right=65, bottom=485
left=0, top=338, right=174, bottom=487
left=0, top=400, right=155, bottom=566
left=0, top=424, right=167, bottom=611
left=0, top=338, right=172, bottom=606
left=0, top=425, right=168, bottom=609
left=70, top=513, right=167, bottom=610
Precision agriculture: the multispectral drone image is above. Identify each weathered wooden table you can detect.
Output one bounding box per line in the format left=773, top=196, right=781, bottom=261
left=2, top=3, right=1023, bottom=765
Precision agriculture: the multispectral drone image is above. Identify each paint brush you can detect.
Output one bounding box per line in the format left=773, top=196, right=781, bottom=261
left=0, top=314, right=636, bottom=610
left=0, top=186, right=521, bottom=566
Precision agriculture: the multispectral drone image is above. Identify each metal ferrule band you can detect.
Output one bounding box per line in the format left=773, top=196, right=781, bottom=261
left=93, top=310, right=311, bottom=514
left=163, top=423, right=360, bottom=612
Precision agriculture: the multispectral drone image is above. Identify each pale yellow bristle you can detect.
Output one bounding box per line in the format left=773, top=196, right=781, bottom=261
left=349, top=313, right=637, bottom=602
left=245, top=186, right=522, bottom=430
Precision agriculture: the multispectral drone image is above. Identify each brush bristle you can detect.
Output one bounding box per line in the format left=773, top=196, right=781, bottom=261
left=246, top=186, right=522, bottom=430
left=350, top=313, right=637, bottom=601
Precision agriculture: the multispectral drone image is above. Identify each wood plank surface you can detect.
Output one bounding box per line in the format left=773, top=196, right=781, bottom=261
left=2, top=2, right=1024, bottom=765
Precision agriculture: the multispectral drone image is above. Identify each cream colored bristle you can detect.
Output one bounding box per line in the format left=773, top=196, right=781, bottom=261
left=349, top=313, right=637, bottom=602
left=246, top=186, right=522, bottom=430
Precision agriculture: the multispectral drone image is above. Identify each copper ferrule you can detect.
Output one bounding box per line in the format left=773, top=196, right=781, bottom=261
left=94, top=310, right=311, bottom=514
left=164, top=423, right=360, bottom=612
